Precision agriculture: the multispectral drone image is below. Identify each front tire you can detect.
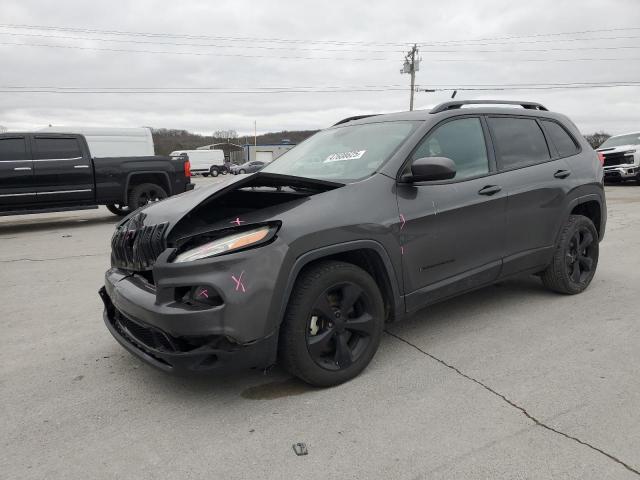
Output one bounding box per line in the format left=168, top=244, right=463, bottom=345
left=127, top=183, right=168, bottom=210
left=279, top=261, right=385, bottom=387
left=106, top=204, right=129, bottom=216
left=541, top=215, right=599, bottom=294
left=239, top=169, right=246, bottom=174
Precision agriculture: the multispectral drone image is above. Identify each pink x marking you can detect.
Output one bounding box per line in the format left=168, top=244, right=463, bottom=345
left=198, top=289, right=209, bottom=298
left=230, top=217, right=245, bottom=226
left=399, top=213, right=406, bottom=230
left=231, top=271, right=246, bottom=293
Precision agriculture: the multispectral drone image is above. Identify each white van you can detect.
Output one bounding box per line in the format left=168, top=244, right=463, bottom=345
left=170, top=149, right=226, bottom=176
left=40, top=126, right=155, bottom=158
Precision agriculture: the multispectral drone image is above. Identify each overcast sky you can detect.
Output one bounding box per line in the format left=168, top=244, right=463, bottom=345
left=1, top=0, right=639, bottom=136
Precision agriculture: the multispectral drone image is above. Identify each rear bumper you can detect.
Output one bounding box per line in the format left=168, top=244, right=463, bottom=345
left=185, top=182, right=195, bottom=191
left=99, top=286, right=277, bottom=374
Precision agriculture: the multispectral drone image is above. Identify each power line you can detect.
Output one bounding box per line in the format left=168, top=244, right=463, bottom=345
left=1, top=23, right=640, bottom=47
left=2, top=41, right=640, bottom=63
left=2, top=82, right=639, bottom=94
left=0, top=31, right=404, bottom=54
left=2, top=31, right=640, bottom=55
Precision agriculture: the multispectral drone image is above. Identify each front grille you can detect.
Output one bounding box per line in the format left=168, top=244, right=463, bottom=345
left=115, top=311, right=176, bottom=352
left=603, top=152, right=633, bottom=167
left=111, top=213, right=168, bottom=271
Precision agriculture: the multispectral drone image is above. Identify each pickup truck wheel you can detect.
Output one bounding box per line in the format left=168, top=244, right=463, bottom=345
left=127, top=183, right=168, bottom=210
left=278, top=261, right=385, bottom=387
left=210, top=167, right=219, bottom=177
left=106, top=204, right=130, bottom=216
left=541, top=215, right=599, bottom=294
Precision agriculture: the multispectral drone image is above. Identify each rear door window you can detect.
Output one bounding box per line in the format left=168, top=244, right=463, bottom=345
left=540, top=120, right=580, bottom=158
left=411, top=117, right=489, bottom=180
left=488, top=117, right=550, bottom=170
left=0, top=137, right=29, bottom=161
left=33, top=137, right=82, bottom=160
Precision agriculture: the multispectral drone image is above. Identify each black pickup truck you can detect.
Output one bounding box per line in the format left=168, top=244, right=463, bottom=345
left=0, top=132, right=193, bottom=216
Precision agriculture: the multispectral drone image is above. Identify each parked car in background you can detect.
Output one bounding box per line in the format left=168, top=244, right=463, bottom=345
left=40, top=126, right=155, bottom=157
left=100, top=100, right=606, bottom=387
left=170, top=149, right=227, bottom=177
left=230, top=160, right=267, bottom=174
left=0, top=132, right=193, bottom=217
left=597, top=131, right=640, bottom=184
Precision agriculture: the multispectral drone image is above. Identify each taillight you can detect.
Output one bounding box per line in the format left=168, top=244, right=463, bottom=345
left=597, top=152, right=605, bottom=166
left=184, top=160, right=191, bottom=178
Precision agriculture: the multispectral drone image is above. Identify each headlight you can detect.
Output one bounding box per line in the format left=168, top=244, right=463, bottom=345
left=173, top=226, right=271, bottom=263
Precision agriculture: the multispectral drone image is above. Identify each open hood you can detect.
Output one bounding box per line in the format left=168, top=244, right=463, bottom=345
left=127, top=172, right=343, bottom=240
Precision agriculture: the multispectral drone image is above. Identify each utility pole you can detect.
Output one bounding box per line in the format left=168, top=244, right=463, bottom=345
left=254, top=120, right=257, bottom=146
left=400, top=44, right=419, bottom=111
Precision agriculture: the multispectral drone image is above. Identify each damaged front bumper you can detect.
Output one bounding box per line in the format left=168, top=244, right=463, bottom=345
left=99, top=245, right=286, bottom=373
left=100, top=286, right=276, bottom=373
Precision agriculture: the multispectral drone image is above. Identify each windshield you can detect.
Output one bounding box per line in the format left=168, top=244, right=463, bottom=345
left=600, top=133, right=640, bottom=149
left=262, top=121, right=418, bottom=182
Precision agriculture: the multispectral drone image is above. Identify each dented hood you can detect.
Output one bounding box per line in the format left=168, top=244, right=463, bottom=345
left=126, top=172, right=343, bottom=233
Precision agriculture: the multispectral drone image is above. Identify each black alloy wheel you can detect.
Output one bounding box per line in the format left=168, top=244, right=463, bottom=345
left=279, top=261, right=385, bottom=387
left=542, top=215, right=599, bottom=294
left=306, top=282, right=375, bottom=371
left=106, top=204, right=130, bottom=216
left=565, top=228, right=596, bottom=283
left=127, top=183, right=168, bottom=210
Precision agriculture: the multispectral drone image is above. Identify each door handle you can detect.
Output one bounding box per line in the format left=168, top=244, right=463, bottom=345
left=13, top=167, right=32, bottom=171
left=478, top=185, right=502, bottom=196
left=554, top=169, right=571, bottom=179
left=74, top=165, right=90, bottom=169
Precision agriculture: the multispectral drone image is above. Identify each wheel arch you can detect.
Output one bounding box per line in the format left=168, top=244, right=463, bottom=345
left=123, top=171, right=171, bottom=203
left=276, top=241, right=403, bottom=327
left=565, top=194, right=604, bottom=240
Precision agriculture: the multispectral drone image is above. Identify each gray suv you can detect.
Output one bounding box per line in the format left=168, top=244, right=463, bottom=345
left=100, top=100, right=606, bottom=387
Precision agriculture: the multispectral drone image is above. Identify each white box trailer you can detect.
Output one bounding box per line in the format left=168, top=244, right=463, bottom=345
left=170, top=149, right=226, bottom=176
left=40, top=126, right=155, bottom=158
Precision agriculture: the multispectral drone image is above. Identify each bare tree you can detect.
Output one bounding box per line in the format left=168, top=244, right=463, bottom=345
left=584, top=131, right=611, bottom=149
left=213, top=129, right=238, bottom=140
left=0, top=125, right=7, bottom=133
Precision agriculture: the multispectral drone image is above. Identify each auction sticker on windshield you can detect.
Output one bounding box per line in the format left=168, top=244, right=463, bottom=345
left=324, top=150, right=366, bottom=163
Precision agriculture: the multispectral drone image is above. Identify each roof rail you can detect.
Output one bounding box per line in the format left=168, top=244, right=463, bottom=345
left=333, top=114, right=379, bottom=126
left=430, top=100, right=548, bottom=114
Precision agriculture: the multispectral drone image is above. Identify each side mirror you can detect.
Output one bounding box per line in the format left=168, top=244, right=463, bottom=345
left=404, top=156, right=456, bottom=182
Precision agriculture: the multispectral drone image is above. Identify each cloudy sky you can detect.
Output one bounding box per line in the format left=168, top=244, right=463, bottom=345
left=1, top=0, right=639, bottom=136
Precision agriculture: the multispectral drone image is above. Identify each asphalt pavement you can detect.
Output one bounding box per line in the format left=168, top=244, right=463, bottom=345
left=1, top=178, right=639, bottom=479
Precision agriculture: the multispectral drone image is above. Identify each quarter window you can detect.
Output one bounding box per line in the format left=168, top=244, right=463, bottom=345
left=540, top=120, right=579, bottom=158
left=488, top=117, right=550, bottom=169
left=0, top=138, right=28, bottom=161
left=33, top=137, right=82, bottom=160
left=412, top=117, right=489, bottom=180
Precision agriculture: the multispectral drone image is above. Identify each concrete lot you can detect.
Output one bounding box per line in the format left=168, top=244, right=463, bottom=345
left=1, top=179, right=639, bottom=479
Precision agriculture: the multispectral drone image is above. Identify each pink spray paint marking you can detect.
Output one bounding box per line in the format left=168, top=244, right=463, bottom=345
left=399, top=213, right=406, bottom=230
left=198, top=289, right=209, bottom=298
left=231, top=271, right=246, bottom=293
left=230, top=217, right=245, bottom=226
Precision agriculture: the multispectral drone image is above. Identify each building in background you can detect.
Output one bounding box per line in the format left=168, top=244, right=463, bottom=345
left=197, top=140, right=295, bottom=164
left=243, top=143, right=295, bottom=163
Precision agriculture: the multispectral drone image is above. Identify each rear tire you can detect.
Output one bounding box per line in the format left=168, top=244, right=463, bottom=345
left=127, top=183, right=168, bottom=210
left=239, top=169, right=246, bottom=174
left=541, top=215, right=599, bottom=294
left=278, top=261, right=385, bottom=387
left=210, top=166, right=219, bottom=177
left=106, top=204, right=129, bottom=216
